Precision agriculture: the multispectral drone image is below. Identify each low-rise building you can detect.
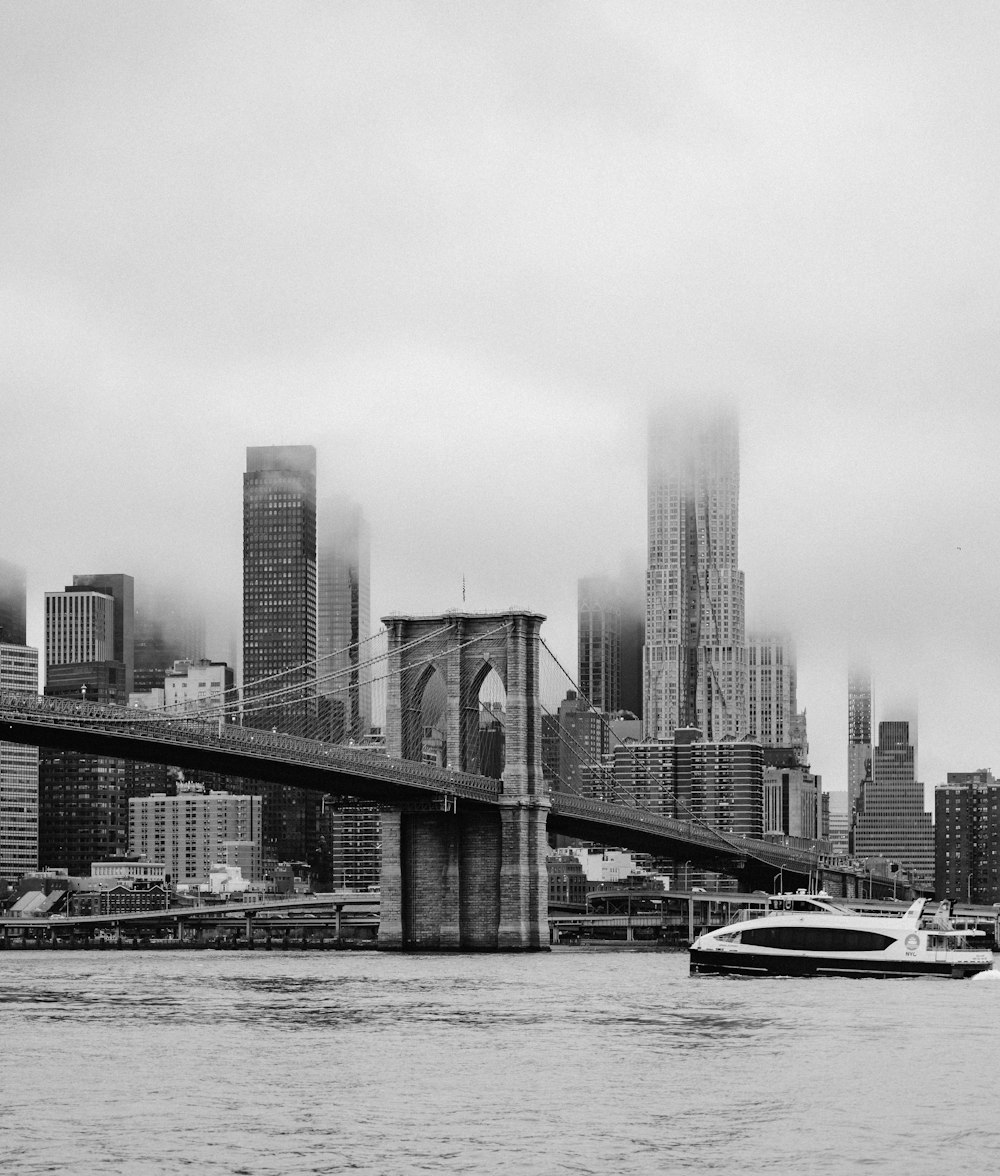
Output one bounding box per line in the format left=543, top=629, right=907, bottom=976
left=129, top=791, right=262, bottom=886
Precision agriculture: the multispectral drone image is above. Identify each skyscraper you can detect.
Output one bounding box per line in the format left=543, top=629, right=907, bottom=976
left=644, top=404, right=746, bottom=741
left=70, top=574, right=135, bottom=694
left=243, top=446, right=317, bottom=731
left=747, top=632, right=797, bottom=749
left=852, top=720, right=934, bottom=883
left=578, top=566, right=644, bottom=719
left=243, top=446, right=319, bottom=867
left=578, top=576, right=621, bottom=714
left=847, top=665, right=872, bottom=818
left=0, top=558, right=27, bottom=645
left=316, top=493, right=378, bottom=889
left=317, top=493, right=371, bottom=741
left=0, top=562, right=38, bottom=881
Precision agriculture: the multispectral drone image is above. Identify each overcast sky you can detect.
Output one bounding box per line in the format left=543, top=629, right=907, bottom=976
left=3, top=2, right=999, bottom=800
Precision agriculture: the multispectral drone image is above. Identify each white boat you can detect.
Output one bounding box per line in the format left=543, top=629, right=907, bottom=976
left=689, top=894, right=995, bottom=979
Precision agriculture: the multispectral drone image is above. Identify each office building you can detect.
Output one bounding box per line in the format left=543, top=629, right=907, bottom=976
left=317, top=493, right=371, bottom=741
left=847, top=666, right=872, bottom=819
left=763, top=762, right=823, bottom=841
left=578, top=567, right=645, bottom=720
left=552, top=692, right=611, bottom=797
left=644, top=405, right=746, bottom=741
left=608, top=729, right=763, bottom=837
left=0, top=558, right=27, bottom=645
left=243, top=445, right=317, bottom=730
left=1, top=641, right=39, bottom=880
left=578, top=576, right=621, bottom=714
left=747, top=633, right=797, bottom=749
left=243, top=446, right=320, bottom=866
left=163, top=659, right=234, bottom=714
left=935, top=771, right=1000, bottom=903
left=129, top=791, right=262, bottom=887
left=70, top=574, right=135, bottom=694
left=852, top=720, right=934, bottom=883
left=44, top=589, right=115, bottom=669
left=825, top=791, right=850, bottom=856
left=39, top=577, right=148, bottom=875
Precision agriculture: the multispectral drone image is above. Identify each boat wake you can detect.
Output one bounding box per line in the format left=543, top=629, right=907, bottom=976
left=971, top=965, right=1000, bottom=981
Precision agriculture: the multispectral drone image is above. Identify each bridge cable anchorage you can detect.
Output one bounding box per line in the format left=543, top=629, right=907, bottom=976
left=538, top=637, right=782, bottom=868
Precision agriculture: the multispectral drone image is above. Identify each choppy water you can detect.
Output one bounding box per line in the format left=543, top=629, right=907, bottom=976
left=2, top=949, right=999, bottom=1175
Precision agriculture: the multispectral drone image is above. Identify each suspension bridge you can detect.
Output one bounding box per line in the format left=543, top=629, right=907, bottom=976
left=0, top=608, right=866, bottom=950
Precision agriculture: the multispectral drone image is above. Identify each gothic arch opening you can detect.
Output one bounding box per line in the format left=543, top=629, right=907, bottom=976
left=402, top=661, right=448, bottom=764
left=472, top=662, right=506, bottom=779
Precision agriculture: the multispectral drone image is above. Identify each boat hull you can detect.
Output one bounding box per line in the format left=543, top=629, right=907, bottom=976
left=689, top=948, right=994, bottom=979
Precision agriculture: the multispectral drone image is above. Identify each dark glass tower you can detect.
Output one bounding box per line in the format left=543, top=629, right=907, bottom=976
left=243, top=446, right=317, bottom=731
left=577, top=576, right=621, bottom=714
left=243, top=446, right=319, bottom=868
left=317, top=493, right=371, bottom=741
left=0, top=558, right=27, bottom=646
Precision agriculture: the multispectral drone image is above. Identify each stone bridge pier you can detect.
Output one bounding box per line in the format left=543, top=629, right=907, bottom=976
left=377, top=610, right=550, bottom=951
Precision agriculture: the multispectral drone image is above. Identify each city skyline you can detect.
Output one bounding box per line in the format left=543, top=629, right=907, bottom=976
left=4, top=6, right=1000, bottom=799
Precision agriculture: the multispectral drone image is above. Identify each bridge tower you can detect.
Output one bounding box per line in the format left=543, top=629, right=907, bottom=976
left=378, top=610, right=550, bottom=951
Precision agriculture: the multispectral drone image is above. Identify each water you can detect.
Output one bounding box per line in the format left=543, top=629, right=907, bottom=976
left=2, top=950, right=999, bottom=1175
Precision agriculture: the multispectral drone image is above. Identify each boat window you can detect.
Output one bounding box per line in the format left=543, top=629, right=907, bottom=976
left=928, top=934, right=968, bottom=950
left=741, top=926, right=896, bottom=953
left=714, top=931, right=741, bottom=944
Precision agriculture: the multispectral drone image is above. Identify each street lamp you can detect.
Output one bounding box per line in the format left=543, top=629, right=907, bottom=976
left=773, top=869, right=784, bottom=896
left=967, top=871, right=974, bottom=905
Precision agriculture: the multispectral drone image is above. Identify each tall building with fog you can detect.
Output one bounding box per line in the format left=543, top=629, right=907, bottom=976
left=70, top=574, right=135, bottom=695
left=644, top=405, right=746, bottom=741
left=747, top=633, right=797, bottom=750
left=847, top=666, right=872, bottom=818
left=852, top=720, right=934, bottom=883
left=243, top=446, right=317, bottom=729
left=134, top=585, right=207, bottom=694
left=578, top=576, right=622, bottom=714
left=0, top=562, right=38, bottom=879
left=317, top=494, right=371, bottom=740
left=242, top=446, right=320, bottom=867
left=316, top=493, right=379, bottom=889
left=0, top=558, right=27, bottom=645
left=578, top=569, right=644, bottom=719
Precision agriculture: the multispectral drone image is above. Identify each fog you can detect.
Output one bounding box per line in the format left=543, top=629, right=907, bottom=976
left=3, top=2, right=999, bottom=799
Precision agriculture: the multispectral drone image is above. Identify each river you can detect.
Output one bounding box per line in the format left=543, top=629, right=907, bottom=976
left=2, top=949, right=998, bottom=1174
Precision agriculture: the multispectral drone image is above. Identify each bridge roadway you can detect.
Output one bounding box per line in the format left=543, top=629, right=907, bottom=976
left=0, top=690, right=819, bottom=881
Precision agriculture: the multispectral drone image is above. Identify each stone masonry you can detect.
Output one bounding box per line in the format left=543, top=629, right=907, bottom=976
left=378, top=611, right=550, bottom=950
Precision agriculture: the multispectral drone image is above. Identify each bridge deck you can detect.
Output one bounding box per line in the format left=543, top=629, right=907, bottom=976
left=0, top=690, right=826, bottom=876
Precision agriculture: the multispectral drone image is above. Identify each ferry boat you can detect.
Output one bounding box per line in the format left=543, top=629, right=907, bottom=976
left=689, top=894, right=995, bottom=979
